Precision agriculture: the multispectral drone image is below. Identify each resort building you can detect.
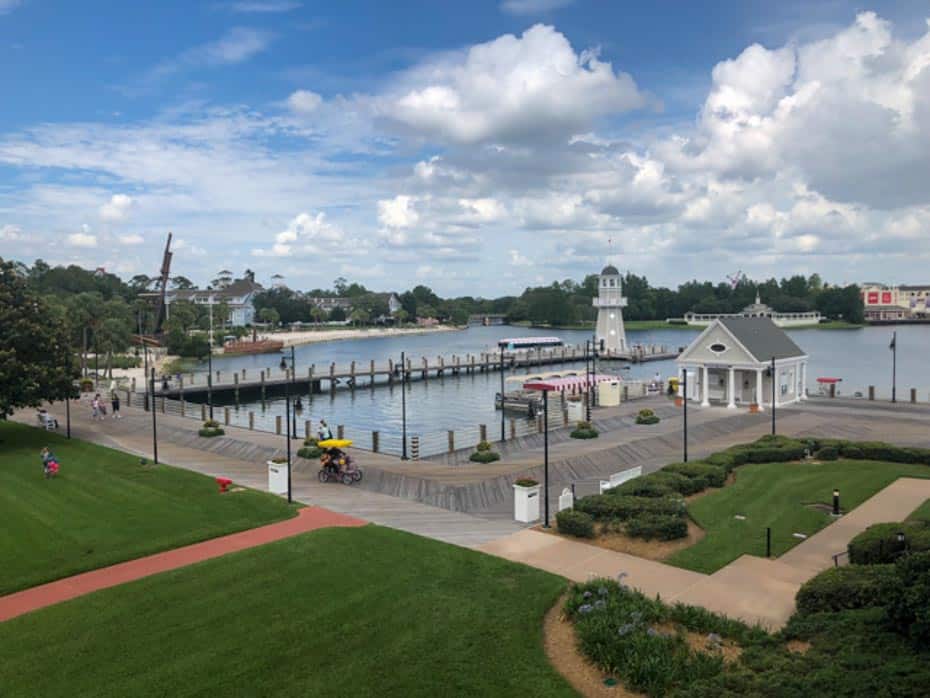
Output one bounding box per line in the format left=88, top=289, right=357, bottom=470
left=164, top=277, right=262, bottom=326
left=682, top=292, right=821, bottom=328
left=594, top=263, right=628, bottom=353
left=861, top=284, right=930, bottom=323
left=676, top=317, right=809, bottom=410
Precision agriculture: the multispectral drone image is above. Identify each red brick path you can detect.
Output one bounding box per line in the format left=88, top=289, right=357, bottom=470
left=0, top=506, right=366, bottom=623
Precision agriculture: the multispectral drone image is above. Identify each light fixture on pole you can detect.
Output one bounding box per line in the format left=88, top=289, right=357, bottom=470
left=682, top=369, right=688, bottom=462
left=770, top=356, right=776, bottom=435
left=500, top=348, right=506, bottom=442
left=280, top=354, right=292, bottom=503
left=543, top=388, right=550, bottom=528
left=400, top=350, right=408, bottom=460
left=290, top=345, right=297, bottom=436
left=150, top=367, right=159, bottom=464
left=890, top=331, right=897, bottom=403
left=584, top=340, right=591, bottom=423
left=207, top=301, right=214, bottom=420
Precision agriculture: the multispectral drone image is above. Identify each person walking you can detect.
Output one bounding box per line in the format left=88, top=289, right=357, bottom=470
left=111, top=391, right=121, bottom=420
left=91, top=393, right=101, bottom=420
left=318, top=418, right=333, bottom=441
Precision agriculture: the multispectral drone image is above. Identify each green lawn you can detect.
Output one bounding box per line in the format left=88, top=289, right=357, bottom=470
left=0, top=526, right=574, bottom=698
left=0, top=421, right=296, bottom=595
left=907, top=498, right=930, bottom=522
left=667, top=459, right=930, bottom=573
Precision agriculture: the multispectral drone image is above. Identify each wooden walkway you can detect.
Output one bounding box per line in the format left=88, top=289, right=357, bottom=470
left=150, top=344, right=678, bottom=399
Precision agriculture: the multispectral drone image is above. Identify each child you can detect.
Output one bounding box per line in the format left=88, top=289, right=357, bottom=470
left=40, top=447, right=60, bottom=478
left=91, top=394, right=100, bottom=420
left=111, top=391, right=121, bottom=420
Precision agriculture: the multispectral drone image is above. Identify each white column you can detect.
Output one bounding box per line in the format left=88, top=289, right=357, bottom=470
left=701, top=366, right=710, bottom=407
left=677, top=367, right=685, bottom=398
left=755, top=368, right=765, bottom=411
left=800, top=361, right=807, bottom=400
left=727, top=367, right=737, bottom=409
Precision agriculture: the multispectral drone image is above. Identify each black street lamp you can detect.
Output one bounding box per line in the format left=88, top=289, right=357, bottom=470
left=543, top=388, right=550, bottom=528
left=500, top=348, right=506, bottom=442
left=890, top=331, right=897, bottom=403
left=150, top=367, right=158, bottom=464
left=584, top=340, right=591, bottom=422
left=207, top=341, right=214, bottom=421
left=279, top=353, right=293, bottom=503
left=770, top=356, right=776, bottom=435
left=400, top=350, right=408, bottom=460
left=682, top=369, right=688, bottom=462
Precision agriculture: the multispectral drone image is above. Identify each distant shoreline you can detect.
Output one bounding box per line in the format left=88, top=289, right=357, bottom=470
left=511, top=320, right=865, bottom=331
left=257, top=324, right=463, bottom=348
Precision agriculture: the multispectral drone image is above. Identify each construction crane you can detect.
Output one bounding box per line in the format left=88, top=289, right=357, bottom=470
left=726, top=270, right=745, bottom=289
left=151, top=233, right=173, bottom=335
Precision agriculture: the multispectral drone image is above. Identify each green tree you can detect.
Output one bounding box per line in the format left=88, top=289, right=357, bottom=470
left=0, top=258, right=78, bottom=416
left=349, top=308, right=370, bottom=326
left=258, top=307, right=280, bottom=327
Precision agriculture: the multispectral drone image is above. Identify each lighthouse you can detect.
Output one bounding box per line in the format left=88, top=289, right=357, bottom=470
left=593, top=264, right=627, bottom=354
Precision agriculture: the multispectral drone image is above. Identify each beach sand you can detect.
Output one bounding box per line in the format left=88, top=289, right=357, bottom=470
left=257, top=324, right=461, bottom=348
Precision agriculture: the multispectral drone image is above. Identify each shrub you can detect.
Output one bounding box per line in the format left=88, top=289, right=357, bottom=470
left=842, top=445, right=864, bottom=459
left=664, top=462, right=727, bottom=488
left=614, top=476, right=675, bottom=498
left=514, top=478, right=538, bottom=487
left=203, top=419, right=220, bottom=429
left=108, top=355, right=142, bottom=369
left=303, top=436, right=318, bottom=447
left=469, top=450, right=500, bottom=463
left=887, top=551, right=930, bottom=644
left=475, top=440, right=492, bottom=452
left=796, top=565, right=897, bottom=614
left=557, top=509, right=595, bottom=538
left=570, top=421, right=599, bottom=439
left=79, top=378, right=94, bottom=392
left=848, top=522, right=930, bottom=564
left=625, top=514, right=688, bottom=541
left=298, top=445, right=323, bottom=459
left=635, top=413, right=660, bottom=425
left=649, top=470, right=706, bottom=496
left=269, top=456, right=288, bottom=464
left=637, top=408, right=655, bottom=419
left=198, top=427, right=225, bottom=438
left=576, top=494, right=685, bottom=522
left=817, top=446, right=839, bottom=461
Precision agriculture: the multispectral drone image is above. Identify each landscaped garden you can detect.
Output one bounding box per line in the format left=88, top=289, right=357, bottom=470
left=557, top=435, right=930, bottom=572
left=0, top=526, right=576, bottom=697
left=0, top=421, right=296, bottom=595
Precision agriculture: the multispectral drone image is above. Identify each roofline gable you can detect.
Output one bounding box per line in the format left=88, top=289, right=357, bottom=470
left=677, top=319, right=764, bottom=364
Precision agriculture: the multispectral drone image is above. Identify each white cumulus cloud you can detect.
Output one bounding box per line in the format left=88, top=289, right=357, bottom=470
left=100, top=194, right=134, bottom=222
left=67, top=232, right=98, bottom=248
left=119, top=233, right=145, bottom=245
left=287, top=89, right=323, bottom=114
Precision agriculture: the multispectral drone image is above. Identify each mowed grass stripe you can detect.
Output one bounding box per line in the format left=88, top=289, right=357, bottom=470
left=0, top=421, right=295, bottom=595
left=0, top=526, right=574, bottom=698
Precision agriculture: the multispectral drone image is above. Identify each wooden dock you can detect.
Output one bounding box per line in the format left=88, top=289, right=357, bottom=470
left=152, top=344, right=679, bottom=401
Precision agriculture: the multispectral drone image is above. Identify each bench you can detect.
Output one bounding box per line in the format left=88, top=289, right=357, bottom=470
left=37, top=411, right=59, bottom=431
left=599, top=466, right=643, bottom=494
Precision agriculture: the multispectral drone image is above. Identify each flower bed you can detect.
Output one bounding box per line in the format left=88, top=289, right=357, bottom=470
left=635, top=408, right=660, bottom=425
left=570, top=421, right=598, bottom=439
left=469, top=440, right=501, bottom=463
left=198, top=419, right=225, bottom=438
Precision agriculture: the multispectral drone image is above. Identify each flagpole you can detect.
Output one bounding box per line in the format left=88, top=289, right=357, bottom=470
left=891, top=331, right=897, bottom=403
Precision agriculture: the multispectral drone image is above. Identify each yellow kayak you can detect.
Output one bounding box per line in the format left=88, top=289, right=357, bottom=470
left=317, top=439, right=353, bottom=449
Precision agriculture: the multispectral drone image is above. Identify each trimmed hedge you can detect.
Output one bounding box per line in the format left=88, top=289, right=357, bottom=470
left=298, top=446, right=323, bottom=459
left=624, top=513, right=688, bottom=541
left=848, top=522, right=930, bottom=564
left=198, top=427, right=225, bottom=438
left=576, top=494, right=685, bottom=522
left=635, top=408, right=660, bottom=425
left=469, top=450, right=501, bottom=463
left=817, top=446, right=839, bottom=461
left=796, top=565, right=897, bottom=615
left=570, top=428, right=599, bottom=439
left=664, top=462, right=727, bottom=488
left=887, top=551, right=930, bottom=644
left=613, top=476, right=675, bottom=499
left=556, top=509, right=595, bottom=538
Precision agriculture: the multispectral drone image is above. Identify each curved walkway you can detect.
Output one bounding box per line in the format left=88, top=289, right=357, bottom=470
left=0, top=506, right=365, bottom=623
left=479, top=477, right=930, bottom=629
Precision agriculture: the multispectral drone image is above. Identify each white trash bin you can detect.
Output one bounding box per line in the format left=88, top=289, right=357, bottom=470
left=267, top=460, right=289, bottom=495
left=513, top=482, right=541, bottom=523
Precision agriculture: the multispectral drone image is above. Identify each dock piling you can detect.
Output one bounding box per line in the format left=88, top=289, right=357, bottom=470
left=224, top=407, right=230, bottom=426
left=249, top=412, right=254, bottom=430
left=479, top=423, right=487, bottom=443
left=411, top=436, right=420, bottom=461
left=448, top=430, right=455, bottom=453
left=372, top=431, right=380, bottom=453
left=275, top=415, right=282, bottom=435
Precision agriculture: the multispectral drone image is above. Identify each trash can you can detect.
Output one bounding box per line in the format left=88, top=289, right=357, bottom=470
left=567, top=398, right=585, bottom=422
left=513, top=482, right=541, bottom=523
left=267, top=460, right=288, bottom=494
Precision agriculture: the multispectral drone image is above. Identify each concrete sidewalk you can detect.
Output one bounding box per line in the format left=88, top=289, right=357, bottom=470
left=479, top=477, right=930, bottom=629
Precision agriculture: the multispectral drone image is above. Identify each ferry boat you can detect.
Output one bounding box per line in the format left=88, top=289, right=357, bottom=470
left=497, top=336, right=563, bottom=351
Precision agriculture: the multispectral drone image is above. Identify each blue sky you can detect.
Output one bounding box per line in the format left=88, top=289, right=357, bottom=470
left=1, top=0, right=929, bottom=294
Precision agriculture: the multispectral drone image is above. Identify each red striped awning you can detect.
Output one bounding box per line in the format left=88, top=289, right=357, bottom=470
left=523, top=374, right=617, bottom=391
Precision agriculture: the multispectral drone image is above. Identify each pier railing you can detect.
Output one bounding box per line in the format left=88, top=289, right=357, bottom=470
left=131, top=377, right=655, bottom=459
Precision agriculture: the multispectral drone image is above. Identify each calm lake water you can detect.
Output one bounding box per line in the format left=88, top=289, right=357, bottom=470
left=199, top=324, right=929, bottom=448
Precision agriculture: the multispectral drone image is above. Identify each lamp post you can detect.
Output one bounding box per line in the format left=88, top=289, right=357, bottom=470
left=890, top=331, right=897, bottom=403
left=289, top=345, right=297, bottom=436
left=279, top=354, right=293, bottom=503
left=584, top=340, right=591, bottom=422
left=400, top=350, right=408, bottom=460
left=150, top=367, right=158, bottom=464
left=771, top=356, right=776, bottom=435
left=500, top=348, right=506, bottom=442
left=207, top=303, right=214, bottom=421
left=543, top=388, right=550, bottom=529
left=682, top=369, right=688, bottom=462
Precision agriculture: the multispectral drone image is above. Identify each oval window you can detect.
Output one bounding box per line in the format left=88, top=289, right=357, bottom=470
left=709, top=343, right=727, bottom=353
